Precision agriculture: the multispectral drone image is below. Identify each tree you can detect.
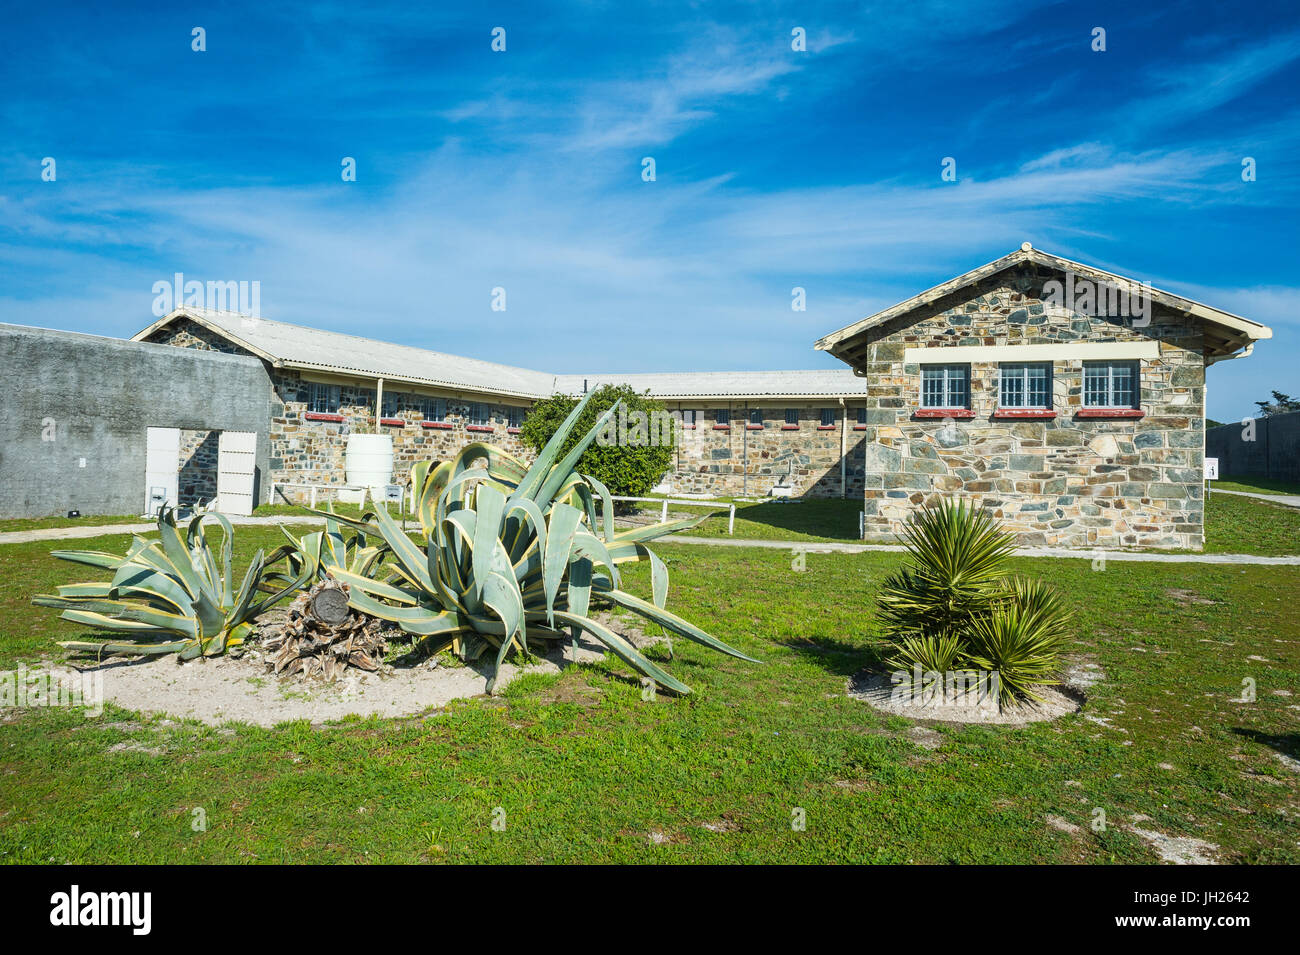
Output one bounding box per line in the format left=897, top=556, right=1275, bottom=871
left=519, top=385, right=675, bottom=499
left=1254, top=391, right=1300, bottom=417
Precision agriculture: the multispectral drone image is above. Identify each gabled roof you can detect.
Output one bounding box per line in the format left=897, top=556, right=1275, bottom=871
left=132, top=307, right=865, bottom=402
left=814, top=244, right=1273, bottom=368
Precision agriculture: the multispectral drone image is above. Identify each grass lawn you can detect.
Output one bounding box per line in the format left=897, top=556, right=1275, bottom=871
left=1, top=522, right=1297, bottom=863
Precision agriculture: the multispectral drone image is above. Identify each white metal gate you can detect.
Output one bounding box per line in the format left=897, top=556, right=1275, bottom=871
left=217, top=431, right=257, bottom=516
left=144, top=427, right=180, bottom=515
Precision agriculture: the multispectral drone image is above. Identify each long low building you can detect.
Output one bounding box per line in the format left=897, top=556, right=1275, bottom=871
left=1, top=244, right=1272, bottom=549
left=131, top=307, right=876, bottom=502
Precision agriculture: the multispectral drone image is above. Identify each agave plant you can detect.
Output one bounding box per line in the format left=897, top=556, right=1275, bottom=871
left=32, top=507, right=310, bottom=660
left=317, top=391, right=759, bottom=693
left=266, top=509, right=387, bottom=585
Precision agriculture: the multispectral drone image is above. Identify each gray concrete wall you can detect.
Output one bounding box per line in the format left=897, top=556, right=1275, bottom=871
left=0, top=323, right=273, bottom=518
left=1206, top=411, right=1300, bottom=483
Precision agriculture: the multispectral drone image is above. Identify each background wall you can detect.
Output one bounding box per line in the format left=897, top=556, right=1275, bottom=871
left=1206, top=412, right=1300, bottom=483
left=0, top=324, right=272, bottom=518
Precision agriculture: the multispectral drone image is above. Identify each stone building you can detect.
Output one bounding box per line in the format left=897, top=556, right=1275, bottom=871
left=815, top=245, right=1271, bottom=549
left=132, top=310, right=870, bottom=502
left=116, top=243, right=1270, bottom=549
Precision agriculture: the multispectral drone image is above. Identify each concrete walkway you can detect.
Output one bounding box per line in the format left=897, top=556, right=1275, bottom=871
left=3, top=516, right=1296, bottom=565
left=0, top=514, right=330, bottom=546
left=660, top=535, right=1300, bottom=565
left=1211, top=488, right=1300, bottom=509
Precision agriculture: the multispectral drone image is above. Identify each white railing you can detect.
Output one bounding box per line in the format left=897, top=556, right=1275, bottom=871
left=270, top=480, right=379, bottom=509
left=612, top=496, right=736, bottom=535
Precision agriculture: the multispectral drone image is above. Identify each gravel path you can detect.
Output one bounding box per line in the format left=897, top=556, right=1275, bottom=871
left=1210, top=488, right=1300, bottom=508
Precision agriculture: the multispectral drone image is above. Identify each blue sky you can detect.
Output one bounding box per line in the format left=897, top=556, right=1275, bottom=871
left=2, top=0, right=1297, bottom=422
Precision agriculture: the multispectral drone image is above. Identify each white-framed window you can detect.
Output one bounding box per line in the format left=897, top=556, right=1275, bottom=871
left=469, top=402, right=491, bottom=425
left=785, top=408, right=799, bottom=426
left=999, top=363, right=1052, bottom=409
left=749, top=407, right=764, bottom=425
left=715, top=408, right=730, bottom=425
left=680, top=409, right=697, bottom=427
left=820, top=407, right=836, bottom=426
left=920, top=364, right=970, bottom=409
left=507, top=406, right=523, bottom=428
left=417, top=396, right=446, bottom=421
left=1083, top=361, right=1138, bottom=408
left=306, top=382, right=341, bottom=414
left=381, top=391, right=402, bottom=418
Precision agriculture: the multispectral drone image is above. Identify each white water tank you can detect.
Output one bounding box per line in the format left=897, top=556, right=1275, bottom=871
left=345, top=434, right=394, bottom=500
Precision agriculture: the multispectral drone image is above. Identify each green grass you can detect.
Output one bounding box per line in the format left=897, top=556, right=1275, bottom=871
left=1211, top=477, right=1300, bottom=496
left=1203, top=493, right=1300, bottom=555
left=1, top=523, right=1298, bottom=863
left=0, top=501, right=414, bottom=534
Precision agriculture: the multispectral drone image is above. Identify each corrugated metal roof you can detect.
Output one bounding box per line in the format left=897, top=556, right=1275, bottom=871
left=135, top=308, right=867, bottom=400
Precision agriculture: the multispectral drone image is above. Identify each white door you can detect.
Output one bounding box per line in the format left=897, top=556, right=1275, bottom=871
left=217, top=431, right=257, bottom=516
left=144, top=427, right=180, bottom=515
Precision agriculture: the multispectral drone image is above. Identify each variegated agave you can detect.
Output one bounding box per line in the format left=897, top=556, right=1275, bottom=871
left=320, top=391, right=758, bottom=693
left=266, top=509, right=387, bottom=586
left=32, top=507, right=309, bottom=660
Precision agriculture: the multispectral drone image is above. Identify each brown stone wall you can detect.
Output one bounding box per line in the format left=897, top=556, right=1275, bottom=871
left=660, top=403, right=869, bottom=498
left=268, top=369, right=535, bottom=502
left=177, top=429, right=218, bottom=506
left=851, top=263, right=1206, bottom=549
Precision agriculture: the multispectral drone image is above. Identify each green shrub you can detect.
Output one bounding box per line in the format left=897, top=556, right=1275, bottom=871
left=875, top=498, right=1070, bottom=706
left=519, top=384, right=675, bottom=499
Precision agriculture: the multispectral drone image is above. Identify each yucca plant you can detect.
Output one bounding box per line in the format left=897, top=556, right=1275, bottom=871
left=964, top=601, right=1067, bottom=705
left=316, top=391, right=759, bottom=693
left=32, top=507, right=310, bottom=660
left=875, top=499, right=1070, bottom=706
left=876, top=498, right=1017, bottom=639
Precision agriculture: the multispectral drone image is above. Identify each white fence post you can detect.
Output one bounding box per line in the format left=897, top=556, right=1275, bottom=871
left=728, top=504, right=735, bottom=535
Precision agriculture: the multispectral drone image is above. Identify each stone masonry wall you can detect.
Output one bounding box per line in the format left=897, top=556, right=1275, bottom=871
left=268, top=369, right=534, bottom=502
left=852, top=263, right=1206, bottom=549
left=661, top=403, right=869, bottom=498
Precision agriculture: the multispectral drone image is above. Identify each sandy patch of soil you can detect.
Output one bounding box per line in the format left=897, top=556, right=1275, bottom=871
left=1129, top=827, right=1219, bottom=865
left=55, top=628, right=618, bottom=728
left=847, top=661, right=1100, bottom=726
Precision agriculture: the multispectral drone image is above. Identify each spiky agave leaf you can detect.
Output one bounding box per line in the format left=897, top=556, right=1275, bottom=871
left=32, top=507, right=311, bottom=661
left=322, top=392, right=757, bottom=693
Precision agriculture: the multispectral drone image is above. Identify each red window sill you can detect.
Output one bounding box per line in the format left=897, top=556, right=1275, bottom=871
left=304, top=412, right=345, bottom=422
left=507, top=427, right=521, bottom=434
left=912, top=409, right=975, bottom=419
left=991, top=409, right=1056, bottom=419
left=421, top=420, right=453, bottom=430
left=745, top=423, right=764, bottom=430
left=1075, top=408, right=1144, bottom=419
left=816, top=425, right=837, bottom=430
left=852, top=424, right=868, bottom=430
left=781, top=424, right=800, bottom=431
left=466, top=424, right=494, bottom=432
left=682, top=423, right=696, bottom=429
left=713, top=424, right=731, bottom=431
left=379, top=417, right=405, bottom=427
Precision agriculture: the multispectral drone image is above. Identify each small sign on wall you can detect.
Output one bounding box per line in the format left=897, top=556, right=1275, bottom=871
left=1205, top=457, right=1219, bottom=481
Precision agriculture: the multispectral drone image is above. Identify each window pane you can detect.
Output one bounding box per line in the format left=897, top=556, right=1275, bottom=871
left=1084, top=365, right=1109, bottom=406
left=1001, top=365, right=1025, bottom=407
left=749, top=407, right=763, bottom=424
left=945, top=366, right=969, bottom=408
left=785, top=408, right=798, bottom=425
left=716, top=408, right=729, bottom=424
left=921, top=367, right=945, bottom=407
left=820, top=408, right=835, bottom=426
left=856, top=407, right=867, bottom=424
left=1111, top=364, right=1134, bottom=407
left=1027, top=364, right=1050, bottom=407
